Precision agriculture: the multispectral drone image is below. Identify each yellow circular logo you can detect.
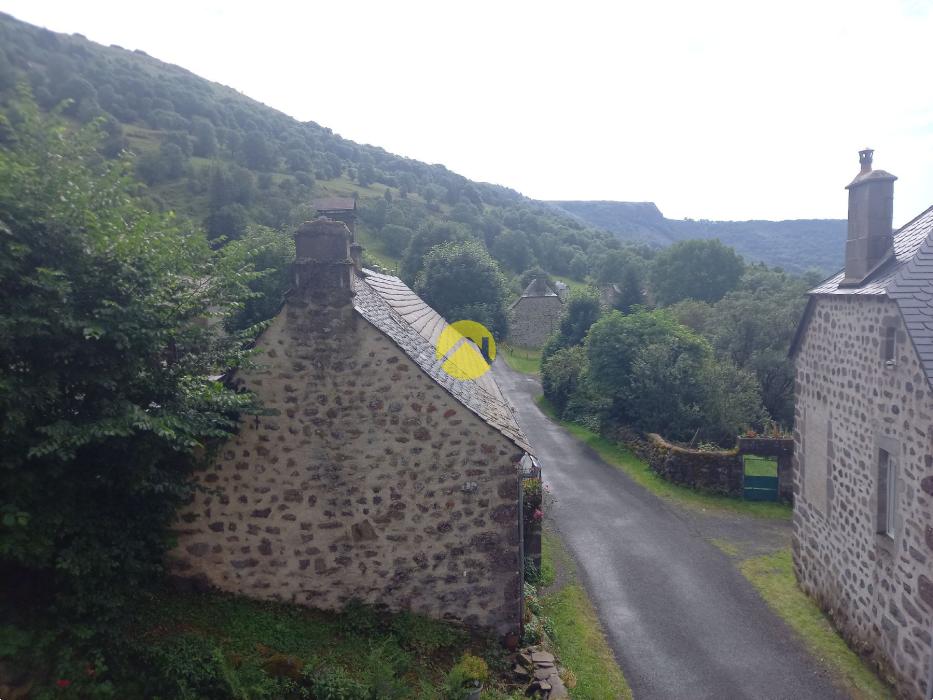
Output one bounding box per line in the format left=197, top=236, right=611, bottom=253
left=435, top=320, right=496, bottom=380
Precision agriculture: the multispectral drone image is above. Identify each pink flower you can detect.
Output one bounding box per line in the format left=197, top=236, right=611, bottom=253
left=532, top=509, right=543, bottom=522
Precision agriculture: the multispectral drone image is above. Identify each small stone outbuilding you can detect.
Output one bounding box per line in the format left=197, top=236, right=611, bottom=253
left=508, top=278, right=562, bottom=348
left=170, top=218, right=533, bottom=637
left=790, top=150, right=933, bottom=699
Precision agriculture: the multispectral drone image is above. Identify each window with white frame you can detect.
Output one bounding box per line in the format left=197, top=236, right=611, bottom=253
left=877, top=448, right=897, bottom=537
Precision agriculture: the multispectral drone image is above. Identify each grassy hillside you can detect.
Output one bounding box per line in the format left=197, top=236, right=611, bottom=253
left=550, top=200, right=846, bottom=274
left=0, top=11, right=620, bottom=289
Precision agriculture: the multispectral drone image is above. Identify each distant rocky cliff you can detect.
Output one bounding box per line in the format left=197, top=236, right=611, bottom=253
left=548, top=201, right=846, bottom=274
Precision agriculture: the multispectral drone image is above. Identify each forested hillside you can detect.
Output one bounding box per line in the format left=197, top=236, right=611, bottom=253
left=0, top=12, right=624, bottom=286
left=550, top=200, right=846, bottom=274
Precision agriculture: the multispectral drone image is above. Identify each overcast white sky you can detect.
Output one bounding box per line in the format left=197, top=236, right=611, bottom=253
left=2, top=0, right=932, bottom=222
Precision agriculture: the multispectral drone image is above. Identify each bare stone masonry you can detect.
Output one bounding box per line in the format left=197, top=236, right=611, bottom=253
left=169, top=218, right=532, bottom=637
left=792, top=152, right=933, bottom=699
left=508, top=278, right=562, bottom=348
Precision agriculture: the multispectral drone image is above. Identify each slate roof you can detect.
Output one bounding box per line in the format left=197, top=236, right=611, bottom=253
left=792, top=205, right=933, bottom=388
left=313, top=197, right=356, bottom=212
left=510, top=278, right=561, bottom=310
left=520, top=278, right=559, bottom=298
left=354, top=269, right=532, bottom=454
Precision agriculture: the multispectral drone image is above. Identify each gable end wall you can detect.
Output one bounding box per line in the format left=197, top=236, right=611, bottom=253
left=793, top=295, right=933, bottom=699
left=509, top=296, right=562, bottom=348
left=169, top=299, right=524, bottom=636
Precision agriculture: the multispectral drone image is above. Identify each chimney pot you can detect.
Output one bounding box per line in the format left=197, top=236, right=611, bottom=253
left=840, top=149, right=896, bottom=287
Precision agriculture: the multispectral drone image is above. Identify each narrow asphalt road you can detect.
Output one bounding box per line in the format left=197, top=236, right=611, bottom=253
left=493, top=362, right=847, bottom=700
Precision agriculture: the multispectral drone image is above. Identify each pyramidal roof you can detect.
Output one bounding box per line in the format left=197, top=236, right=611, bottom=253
left=521, top=278, right=558, bottom=298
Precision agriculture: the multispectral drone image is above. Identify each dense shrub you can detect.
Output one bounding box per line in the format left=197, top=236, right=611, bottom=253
left=414, top=240, right=510, bottom=340
left=541, top=287, right=601, bottom=363
left=0, top=98, right=260, bottom=637
left=541, top=346, right=587, bottom=418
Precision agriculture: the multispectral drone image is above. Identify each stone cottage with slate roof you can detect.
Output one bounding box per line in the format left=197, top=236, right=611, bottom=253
left=790, top=150, right=933, bottom=699
left=169, top=217, right=532, bottom=637
left=508, top=278, right=562, bottom=348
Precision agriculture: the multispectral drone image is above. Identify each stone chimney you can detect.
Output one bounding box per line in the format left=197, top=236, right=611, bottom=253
left=840, top=148, right=897, bottom=286
left=349, top=242, right=364, bottom=275
left=292, top=218, right=355, bottom=304
left=312, top=198, right=357, bottom=240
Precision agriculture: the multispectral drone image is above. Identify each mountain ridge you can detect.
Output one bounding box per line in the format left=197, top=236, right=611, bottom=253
left=0, top=11, right=841, bottom=277
left=549, top=200, right=846, bottom=274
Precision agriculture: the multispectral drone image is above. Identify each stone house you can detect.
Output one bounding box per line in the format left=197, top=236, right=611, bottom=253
left=508, top=278, right=562, bottom=348
left=790, top=150, right=933, bottom=699
left=599, top=283, right=621, bottom=310
left=170, top=218, right=533, bottom=637
left=313, top=196, right=357, bottom=236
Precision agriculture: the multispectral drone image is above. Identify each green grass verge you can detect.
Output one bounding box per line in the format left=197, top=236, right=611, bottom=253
left=540, top=532, right=632, bottom=700
left=740, top=550, right=894, bottom=699
left=500, top=345, right=542, bottom=375
left=534, top=396, right=791, bottom=520
left=538, top=532, right=557, bottom=588
left=709, top=538, right=741, bottom=557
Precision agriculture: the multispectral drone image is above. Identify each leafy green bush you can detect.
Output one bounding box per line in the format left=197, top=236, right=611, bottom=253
left=390, top=611, right=465, bottom=657
left=523, top=583, right=542, bottom=617
left=540, top=346, right=587, bottom=418
left=541, top=287, right=601, bottom=364
left=305, top=666, right=370, bottom=700
left=361, top=641, right=410, bottom=700
left=337, top=599, right=384, bottom=637
left=0, top=94, right=260, bottom=646
left=414, top=240, right=511, bottom=340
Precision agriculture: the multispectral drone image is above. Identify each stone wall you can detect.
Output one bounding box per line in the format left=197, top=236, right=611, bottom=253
left=793, top=295, right=933, bottom=699
left=169, top=296, right=525, bottom=637
left=644, top=434, right=744, bottom=496
left=508, top=296, right=562, bottom=348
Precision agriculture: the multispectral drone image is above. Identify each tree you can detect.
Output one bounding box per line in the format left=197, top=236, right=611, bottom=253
left=208, top=162, right=256, bottom=209
left=400, top=220, right=470, bottom=282
left=206, top=202, right=249, bottom=240
left=595, top=249, right=634, bottom=285
left=699, top=359, right=766, bottom=445
left=240, top=129, right=275, bottom=170
left=134, top=141, right=187, bottom=184
left=225, top=226, right=295, bottom=333
left=569, top=252, right=589, bottom=280
left=0, top=100, right=259, bottom=626
left=613, top=264, right=645, bottom=314
left=491, top=229, right=532, bottom=273
left=541, top=346, right=587, bottom=418
left=381, top=223, right=413, bottom=258
left=191, top=116, right=217, bottom=157
left=595, top=249, right=647, bottom=313
left=541, top=287, right=601, bottom=362
left=709, top=267, right=809, bottom=426
left=586, top=310, right=712, bottom=439
left=650, top=239, right=745, bottom=305
left=414, top=240, right=510, bottom=340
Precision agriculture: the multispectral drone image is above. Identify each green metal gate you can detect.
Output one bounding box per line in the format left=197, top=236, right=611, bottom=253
left=742, top=455, right=778, bottom=501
